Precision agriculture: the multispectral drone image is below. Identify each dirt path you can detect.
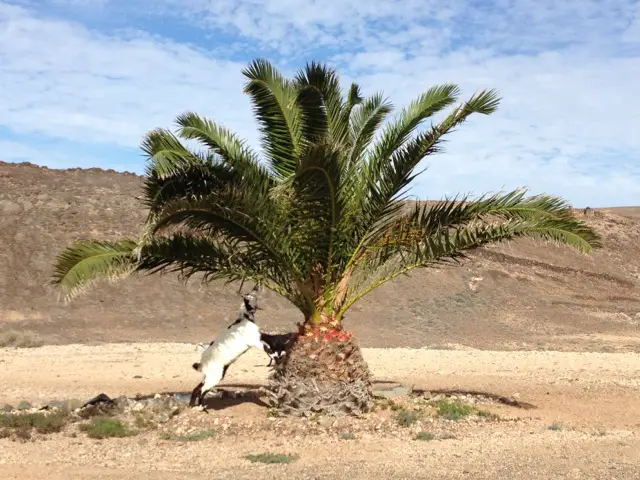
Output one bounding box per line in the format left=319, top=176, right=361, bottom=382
left=1, top=344, right=639, bottom=479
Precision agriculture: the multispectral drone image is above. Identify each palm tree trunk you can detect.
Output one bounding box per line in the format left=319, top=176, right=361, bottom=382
left=264, top=316, right=373, bottom=416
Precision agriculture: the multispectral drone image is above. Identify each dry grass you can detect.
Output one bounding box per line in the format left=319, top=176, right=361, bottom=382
left=0, top=330, right=44, bottom=348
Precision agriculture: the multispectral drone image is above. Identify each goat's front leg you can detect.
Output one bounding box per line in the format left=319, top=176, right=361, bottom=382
left=255, top=340, right=275, bottom=366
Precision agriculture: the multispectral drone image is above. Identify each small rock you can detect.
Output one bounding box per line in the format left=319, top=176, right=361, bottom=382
left=0, top=200, right=21, bottom=214
left=133, top=375, right=143, bottom=379
left=114, top=396, right=134, bottom=410
left=173, top=393, right=190, bottom=404
left=1, top=403, right=14, bottom=412
left=17, top=401, right=32, bottom=410
left=133, top=402, right=146, bottom=412
left=318, top=417, right=334, bottom=428
left=64, top=399, right=85, bottom=411
left=157, top=414, right=171, bottom=424
left=46, top=401, right=67, bottom=410
left=154, top=393, right=162, bottom=400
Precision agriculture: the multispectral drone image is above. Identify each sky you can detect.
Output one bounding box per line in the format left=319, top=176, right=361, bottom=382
left=1, top=0, right=639, bottom=208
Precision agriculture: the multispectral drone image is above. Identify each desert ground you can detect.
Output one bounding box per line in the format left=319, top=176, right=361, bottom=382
left=1, top=344, right=639, bottom=479
left=1, top=162, right=640, bottom=478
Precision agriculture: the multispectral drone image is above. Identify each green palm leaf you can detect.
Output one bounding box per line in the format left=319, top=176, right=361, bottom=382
left=242, top=58, right=302, bottom=178
left=52, top=58, right=599, bottom=328
left=51, top=239, right=139, bottom=302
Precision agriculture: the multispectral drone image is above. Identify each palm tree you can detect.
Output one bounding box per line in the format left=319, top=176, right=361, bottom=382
left=52, top=58, right=600, bottom=416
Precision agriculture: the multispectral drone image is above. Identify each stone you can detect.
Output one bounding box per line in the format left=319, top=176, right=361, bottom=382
left=1, top=403, right=14, bottom=412
left=373, top=384, right=412, bottom=400
left=46, top=401, right=67, bottom=410
left=132, top=402, right=146, bottom=412
left=173, top=393, right=191, bottom=404
left=113, top=395, right=134, bottom=410
left=64, top=399, right=85, bottom=411
left=0, top=200, right=21, bottom=215
left=82, top=393, right=113, bottom=408
left=16, top=401, right=32, bottom=410
left=157, top=413, right=172, bottom=424
left=318, top=416, right=334, bottom=428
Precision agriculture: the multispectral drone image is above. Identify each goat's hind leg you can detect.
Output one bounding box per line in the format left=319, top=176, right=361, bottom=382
left=197, top=366, right=225, bottom=412
left=189, top=381, right=204, bottom=407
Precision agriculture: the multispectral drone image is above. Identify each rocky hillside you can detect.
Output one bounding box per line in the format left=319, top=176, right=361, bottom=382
left=1, top=161, right=639, bottom=351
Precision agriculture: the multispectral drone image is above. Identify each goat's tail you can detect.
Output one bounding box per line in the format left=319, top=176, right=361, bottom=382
left=192, top=362, right=201, bottom=371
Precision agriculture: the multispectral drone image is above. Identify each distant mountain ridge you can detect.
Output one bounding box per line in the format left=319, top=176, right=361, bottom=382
left=1, top=160, right=639, bottom=351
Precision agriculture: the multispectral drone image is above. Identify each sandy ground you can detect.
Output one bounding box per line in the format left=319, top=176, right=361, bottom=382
left=1, top=343, right=639, bottom=479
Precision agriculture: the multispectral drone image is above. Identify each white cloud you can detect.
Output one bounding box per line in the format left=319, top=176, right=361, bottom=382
left=0, top=1, right=639, bottom=207
left=0, top=3, right=258, bottom=148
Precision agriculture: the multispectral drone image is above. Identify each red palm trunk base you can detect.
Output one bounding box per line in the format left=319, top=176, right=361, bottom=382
left=265, top=324, right=373, bottom=417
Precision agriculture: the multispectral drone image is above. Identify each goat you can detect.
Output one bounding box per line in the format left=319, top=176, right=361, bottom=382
left=260, top=332, right=297, bottom=366
left=189, top=286, right=267, bottom=409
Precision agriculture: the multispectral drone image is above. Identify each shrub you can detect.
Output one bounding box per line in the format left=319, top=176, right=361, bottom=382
left=396, top=409, right=421, bottom=427
left=0, top=330, right=44, bottom=348
left=79, top=417, right=134, bottom=439
left=415, top=431, right=436, bottom=441
left=0, top=411, right=68, bottom=434
left=245, top=453, right=299, bottom=464
left=431, top=400, right=474, bottom=421
left=173, top=429, right=217, bottom=442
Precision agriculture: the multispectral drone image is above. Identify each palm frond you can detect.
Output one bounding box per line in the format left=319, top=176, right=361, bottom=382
left=137, top=233, right=307, bottom=310
left=346, top=83, right=363, bottom=110
left=347, top=92, right=393, bottom=167
left=141, top=128, right=209, bottom=179
left=242, top=58, right=302, bottom=178
left=51, top=239, right=139, bottom=302
left=341, top=211, right=598, bottom=315
left=371, top=84, right=460, bottom=164
left=295, top=83, right=329, bottom=145
left=333, top=82, right=364, bottom=147
left=294, top=61, right=346, bottom=144
left=174, top=112, right=271, bottom=183
left=350, top=88, right=502, bottom=256
left=289, top=142, right=344, bottom=276
left=144, top=190, right=300, bottom=282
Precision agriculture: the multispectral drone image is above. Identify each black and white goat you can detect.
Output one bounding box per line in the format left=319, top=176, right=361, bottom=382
left=260, top=332, right=297, bottom=366
left=189, top=287, right=267, bottom=408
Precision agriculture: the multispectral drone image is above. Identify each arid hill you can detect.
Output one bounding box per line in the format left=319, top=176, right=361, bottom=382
left=1, top=160, right=639, bottom=350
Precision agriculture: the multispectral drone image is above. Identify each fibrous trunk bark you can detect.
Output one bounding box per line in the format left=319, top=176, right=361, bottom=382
left=264, top=323, right=373, bottom=417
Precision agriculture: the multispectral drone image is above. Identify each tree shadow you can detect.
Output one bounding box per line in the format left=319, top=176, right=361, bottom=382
left=411, top=388, right=537, bottom=409
left=141, top=386, right=269, bottom=411
left=200, top=389, right=269, bottom=411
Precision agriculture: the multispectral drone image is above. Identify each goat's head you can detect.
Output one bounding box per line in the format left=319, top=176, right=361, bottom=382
left=241, top=284, right=262, bottom=315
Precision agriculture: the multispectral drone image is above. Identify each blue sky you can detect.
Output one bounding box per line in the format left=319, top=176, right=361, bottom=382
left=1, top=0, right=639, bottom=207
